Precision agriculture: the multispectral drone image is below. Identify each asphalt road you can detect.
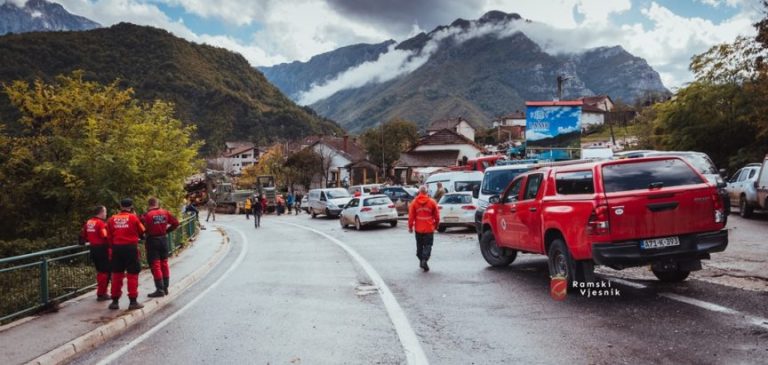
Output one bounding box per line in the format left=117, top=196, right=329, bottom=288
left=71, top=213, right=768, bottom=365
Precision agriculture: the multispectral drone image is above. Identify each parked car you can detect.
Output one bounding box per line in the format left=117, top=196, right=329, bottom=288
left=380, top=186, right=418, bottom=216
left=617, top=150, right=730, bottom=216
left=757, top=154, right=768, bottom=212
left=480, top=156, right=728, bottom=284
left=474, top=163, right=537, bottom=239
left=307, top=188, right=352, bottom=218
left=339, top=195, right=398, bottom=230
left=425, top=171, right=484, bottom=196
left=726, top=163, right=762, bottom=218
left=348, top=184, right=383, bottom=196
left=437, top=192, right=477, bottom=232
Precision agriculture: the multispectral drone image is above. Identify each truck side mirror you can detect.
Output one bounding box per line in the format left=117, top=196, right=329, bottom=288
left=488, top=195, right=500, bottom=204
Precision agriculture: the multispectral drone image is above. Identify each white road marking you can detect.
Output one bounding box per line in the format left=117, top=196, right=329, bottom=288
left=604, top=277, right=648, bottom=290
left=601, top=275, right=768, bottom=330
left=660, top=293, right=768, bottom=330
left=95, top=226, right=249, bottom=365
left=282, top=222, right=430, bottom=365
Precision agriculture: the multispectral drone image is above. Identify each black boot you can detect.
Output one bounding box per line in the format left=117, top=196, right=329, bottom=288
left=128, top=298, right=144, bottom=310
left=108, top=299, right=119, bottom=310
left=419, top=259, right=427, bottom=271
left=163, top=277, right=170, bottom=295
left=147, top=280, right=165, bottom=297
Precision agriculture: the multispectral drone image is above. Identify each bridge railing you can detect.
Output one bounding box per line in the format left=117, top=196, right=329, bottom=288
left=0, top=214, right=199, bottom=324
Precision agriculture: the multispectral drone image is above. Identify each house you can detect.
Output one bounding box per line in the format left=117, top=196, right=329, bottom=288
left=427, top=117, right=476, bottom=141
left=579, top=95, right=614, bottom=112
left=207, top=142, right=259, bottom=175
left=492, top=111, right=526, bottom=128
left=308, top=136, right=377, bottom=188
left=578, top=95, right=615, bottom=129
left=394, top=129, right=485, bottom=184
left=224, top=141, right=254, bottom=155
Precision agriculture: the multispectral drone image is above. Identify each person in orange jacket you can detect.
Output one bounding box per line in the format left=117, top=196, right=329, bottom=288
left=107, top=198, right=146, bottom=310
left=79, top=205, right=111, bottom=301
left=408, top=185, right=440, bottom=272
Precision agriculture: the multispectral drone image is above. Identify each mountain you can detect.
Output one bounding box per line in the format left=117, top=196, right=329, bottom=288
left=259, top=11, right=669, bottom=133
left=0, top=23, right=343, bottom=153
left=259, top=40, right=396, bottom=100
left=0, top=0, right=100, bottom=35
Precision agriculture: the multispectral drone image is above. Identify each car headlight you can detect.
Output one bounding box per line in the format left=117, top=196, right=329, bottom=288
left=327, top=203, right=337, bottom=209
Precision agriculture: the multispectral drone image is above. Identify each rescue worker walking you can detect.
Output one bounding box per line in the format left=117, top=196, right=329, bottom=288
left=245, top=196, right=252, bottom=220
left=80, top=205, right=111, bottom=301
left=252, top=194, right=263, bottom=228
left=408, top=186, right=440, bottom=272
left=141, top=197, right=179, bottom=298
left=107, top=199, right=146, bottom=310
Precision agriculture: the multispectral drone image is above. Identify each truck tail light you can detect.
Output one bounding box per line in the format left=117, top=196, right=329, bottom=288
left=438, top=206, right=443, bottom=210
left=587, top=204, right=610, bottom=235
left=461, top=205, right=477, bottom=210
left=387, top=204, right=395, bottom=208
left=712, top=192, right=725, bottom=223
left=360, top=207, right=372, bottom=212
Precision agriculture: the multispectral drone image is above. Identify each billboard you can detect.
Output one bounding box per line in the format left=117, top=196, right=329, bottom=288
left=525, top=103, right=582, bottom=160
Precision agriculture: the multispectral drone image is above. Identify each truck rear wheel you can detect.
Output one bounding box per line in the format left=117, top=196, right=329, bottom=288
left=652, top=268, right=690, bottom=283
left=739, top=196, right=753, bottom=218
left=547, top=239, right=594, bottom=286
left=480, top=230, right=516, bottom=267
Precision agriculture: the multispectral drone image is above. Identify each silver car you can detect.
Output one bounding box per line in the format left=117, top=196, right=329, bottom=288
left=726, top=163, right=762, bottom=218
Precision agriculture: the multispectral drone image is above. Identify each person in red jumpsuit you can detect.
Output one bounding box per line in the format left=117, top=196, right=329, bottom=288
left=141, top=197, right=179, bottom=298
left=107, top=198, right=146, bottom=310
left=80, top=205, right=111, bottom=301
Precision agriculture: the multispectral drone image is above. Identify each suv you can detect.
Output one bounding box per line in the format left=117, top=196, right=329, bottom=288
left=480, top=157, right=728, bottom=284
left=726, top=163, right=762, bottom=218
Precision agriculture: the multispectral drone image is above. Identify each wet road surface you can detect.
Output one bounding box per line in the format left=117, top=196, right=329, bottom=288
left=71, top=213, right=768, bottom=365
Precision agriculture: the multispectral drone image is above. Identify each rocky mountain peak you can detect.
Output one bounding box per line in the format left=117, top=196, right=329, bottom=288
left=1, top=0, right=100, bottom=35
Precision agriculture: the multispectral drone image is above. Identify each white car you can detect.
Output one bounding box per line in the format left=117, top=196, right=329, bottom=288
left=437, top=192, right=477, bottom=232
left=339, top=195, right=398, bottom=230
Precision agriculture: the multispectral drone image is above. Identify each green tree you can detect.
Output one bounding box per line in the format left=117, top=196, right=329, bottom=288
left=284, top=148, right=323, bottom=191
left=0, top=72, right=202, bottom=244
left=360, top=118, right=419, bottom=175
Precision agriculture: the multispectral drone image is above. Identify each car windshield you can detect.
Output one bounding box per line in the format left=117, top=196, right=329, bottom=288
left=404, top=188, right=418, bottom=196
left=455, top=181, right=481, bottom=193
left=439, top=194, right=472, bottom=204
left=652, top=153, right=718, bottom=175
left=481, top=169, right=527, bottom=195
left=325, top=189, right=350, bottom=199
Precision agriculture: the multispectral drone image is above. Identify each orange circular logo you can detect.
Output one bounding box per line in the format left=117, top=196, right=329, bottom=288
left=550, top=275, right=567, bottom=301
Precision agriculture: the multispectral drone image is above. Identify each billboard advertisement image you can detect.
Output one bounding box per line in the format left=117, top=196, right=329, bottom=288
left=525, top=102, right=582, bottom=160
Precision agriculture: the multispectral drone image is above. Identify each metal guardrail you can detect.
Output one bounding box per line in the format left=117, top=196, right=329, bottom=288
left=0, top=214, right=199, bottom=324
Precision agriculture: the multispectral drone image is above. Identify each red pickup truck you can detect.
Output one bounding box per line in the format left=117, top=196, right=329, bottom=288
left=479, top=157, right=728, bottom=283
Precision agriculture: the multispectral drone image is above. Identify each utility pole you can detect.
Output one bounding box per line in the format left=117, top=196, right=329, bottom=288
left=556, top=75, right=571, bottom=101
left=380, top=123, right=385, bottom=184
left=604, top=100, right=616, bottom=148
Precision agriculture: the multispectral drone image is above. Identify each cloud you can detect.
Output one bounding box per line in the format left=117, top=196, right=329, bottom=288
left=526, top=130, right=553, bottom=141
left=3, top=0, right=29, bottom=6
left=557, top=125, right=579, bottom=134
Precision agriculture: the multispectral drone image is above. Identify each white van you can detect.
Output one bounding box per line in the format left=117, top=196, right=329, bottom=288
left=757, top=154, right=768, bottom=211
left=425, top=171, right=484, bottom=197
left=307, top=188, right=352, bottom=218
left=473, top=163, right=537, bottom=238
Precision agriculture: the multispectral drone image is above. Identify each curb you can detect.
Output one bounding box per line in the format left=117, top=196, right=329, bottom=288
left=27, top=228, right=231, bottom=365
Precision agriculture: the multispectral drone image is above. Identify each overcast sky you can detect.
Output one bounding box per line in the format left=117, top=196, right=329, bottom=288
left=16, top=0, right=764, bottom=89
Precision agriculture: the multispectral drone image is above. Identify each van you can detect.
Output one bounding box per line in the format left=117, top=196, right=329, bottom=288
left=757, top=154, right=768, bottom=211
left=473, top=163, right=536, bottom=238
left=307, top=188, right=352, bottom=218
left=425, top=171, right=484, bottom=197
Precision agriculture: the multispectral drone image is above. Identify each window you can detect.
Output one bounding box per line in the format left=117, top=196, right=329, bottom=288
left=455, top=181, right=481, bottom=193
left=325, top=189, right=351, bottom=199
left=523, top=174, right=544, bottom=200
left=364, top=197, right=390, bottom=206
left=730, top=169, right=743, bottom=183
left=556, top=171, right=595, bottom=195
left=481, top=169, right=528, bottom=195
left=602, top=159, right=704, bottom=193
left=748, top=168, right=757, bottom=179
left=503, top=178, right=523, bottom=203
left=347, top=199, right=359, bottom=208
left=439, top=194, right=472, bottom=205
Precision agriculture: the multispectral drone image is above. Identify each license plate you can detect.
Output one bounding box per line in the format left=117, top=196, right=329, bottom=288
left=375, top=215, right=388, bottom=220
left=640, top=236, right=680, bottom=249
left=444, top=217, right=459, bottom=223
